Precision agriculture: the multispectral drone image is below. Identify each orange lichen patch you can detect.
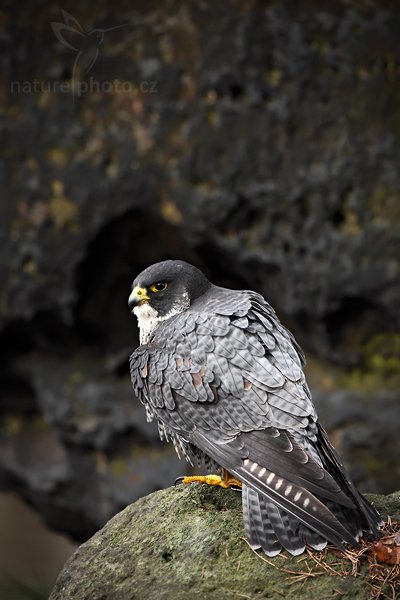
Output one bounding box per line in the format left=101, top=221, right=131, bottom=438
left=22, top=257, right=38, bottom=275
left=15, top=199, right=50, bottom=229
left=132, top=122, right=155, bottom=155
left=30, top=201, right=50, bottom=227
left=47, top=147, right=69, bottom=168
left=160, top=197, right=183, bottom=225
left=48, top=180, right=79, bottom=230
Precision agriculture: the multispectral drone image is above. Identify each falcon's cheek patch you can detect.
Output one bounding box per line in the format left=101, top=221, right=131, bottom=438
left=133, top=303, right=161, bottom=344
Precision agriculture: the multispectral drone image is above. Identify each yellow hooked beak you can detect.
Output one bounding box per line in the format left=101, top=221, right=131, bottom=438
left=128, top=286, right=150, bottom=309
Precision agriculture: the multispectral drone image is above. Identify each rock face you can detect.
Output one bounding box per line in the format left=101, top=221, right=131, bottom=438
left=49, top=484, right=400, bottom=600
left=1, top=0, right=400, bottom=541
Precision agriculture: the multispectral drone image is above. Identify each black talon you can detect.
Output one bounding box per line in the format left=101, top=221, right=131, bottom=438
left=174, top=476, right=185, bottom=486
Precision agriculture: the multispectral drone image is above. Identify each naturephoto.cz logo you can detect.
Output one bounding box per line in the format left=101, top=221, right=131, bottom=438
left=10, top=9, right=158, bottom=97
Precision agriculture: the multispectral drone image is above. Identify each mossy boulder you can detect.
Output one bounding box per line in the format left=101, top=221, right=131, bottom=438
left=50, top=485, right=400, bottom=600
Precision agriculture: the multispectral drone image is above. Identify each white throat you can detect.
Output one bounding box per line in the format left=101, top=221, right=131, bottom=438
left=133, top=294, right=189, bottom=344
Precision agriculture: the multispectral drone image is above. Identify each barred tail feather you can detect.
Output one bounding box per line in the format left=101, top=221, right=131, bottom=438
left=242, top=484, right=282, bottom=556
left=265, top=500, right=305, bottom=555
left=235, top=461, right=355, bottom=548
left=191, top=430, right=381, bottom=557
left=243, top=487, right=330, bottom=556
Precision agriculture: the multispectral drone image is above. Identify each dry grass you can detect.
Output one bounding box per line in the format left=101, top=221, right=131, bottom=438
left=243, top=518, right=400, bottom=600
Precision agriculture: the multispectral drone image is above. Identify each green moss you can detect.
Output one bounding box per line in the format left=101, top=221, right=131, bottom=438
left=364, top=333, right=400, bottom=377
left=365, top=490, right=400, bottom=521
left=311, top=35, right=331, bottom=54
left=46, top=147, right=70, bottom=168
left=341, top=333, right=400, bottom=390
left=50, top=485, right=400, bottom=600
left=307, top=334, right=400, bottom=392
left=349, top=451, right=399, bottom=495
left=368, top=185, right=400, bottom=222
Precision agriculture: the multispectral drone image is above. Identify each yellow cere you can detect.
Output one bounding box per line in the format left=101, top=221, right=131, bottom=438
left=132, top=286, right=150, bottom=301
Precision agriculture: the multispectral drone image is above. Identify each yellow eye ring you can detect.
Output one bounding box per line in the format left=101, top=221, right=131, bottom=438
left=150, top=282, right=168, bottom=293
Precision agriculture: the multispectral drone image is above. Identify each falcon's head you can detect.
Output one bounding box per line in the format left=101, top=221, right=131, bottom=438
left=129, top=260, right=210, bottom=342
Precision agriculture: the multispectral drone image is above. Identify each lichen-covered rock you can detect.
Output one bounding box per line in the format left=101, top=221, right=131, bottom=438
left=50, top=485, right=399, bottom=600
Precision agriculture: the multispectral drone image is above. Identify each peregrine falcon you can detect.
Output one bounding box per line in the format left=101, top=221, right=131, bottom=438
left=128, top=260, right=382, bottom=556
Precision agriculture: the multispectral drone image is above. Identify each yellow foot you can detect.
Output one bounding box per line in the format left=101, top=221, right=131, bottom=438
left=177, top=472, right=242, bottom=489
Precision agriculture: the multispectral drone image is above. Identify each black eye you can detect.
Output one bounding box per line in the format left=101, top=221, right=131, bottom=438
left=150, top=282, right=168, bottom=292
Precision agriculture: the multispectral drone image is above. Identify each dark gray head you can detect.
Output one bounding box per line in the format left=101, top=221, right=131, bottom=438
left=129, top=261, right=211, bottom=336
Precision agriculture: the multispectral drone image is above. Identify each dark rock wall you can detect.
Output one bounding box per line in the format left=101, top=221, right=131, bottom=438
left=1, top=0, right=399, bottom=541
